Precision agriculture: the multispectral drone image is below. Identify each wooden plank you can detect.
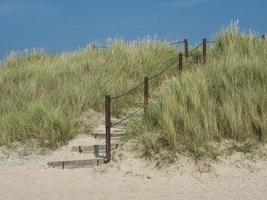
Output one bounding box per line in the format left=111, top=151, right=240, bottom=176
left=71, top=143, right=120, bottom=153
left=92, top=129, right=124, bottom=135
left=92, top=133, right=124, bottom=139
left=47, top=159, right=105, bottom=169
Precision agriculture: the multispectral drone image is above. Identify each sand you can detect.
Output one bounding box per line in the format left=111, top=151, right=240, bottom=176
left=0, top=111, right=266, bottom=200
left=1, top=147, right=267, bottom=200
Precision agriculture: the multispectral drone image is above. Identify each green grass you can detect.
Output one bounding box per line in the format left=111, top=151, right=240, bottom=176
left=126, top=25, right=267, bottom=160
left=0, top=39, right=178, bottom=147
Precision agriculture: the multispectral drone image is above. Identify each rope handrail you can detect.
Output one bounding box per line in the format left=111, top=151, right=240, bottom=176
left=111, top=50, right=175, bottom=100
left=110, top=40, right=205, bottom=100
left=255, top=35, right=265, bottom=38
left=104, top=34, right=267, bottom=163
left=94, top=40, right=183, bottom=49
left=109, top=34, right=264, bottom=126
left=149, top=59, right=177, bottom=81
left=98, top=46, right=108, bottom=49
left=168, top=40, right=184, bottom=45
left=111, top=108, right=143, bottom=127
left=94, top=35, right=264, bottom=50
left=111, top=80, right=144, bottom=100
left=207, top=40, right=216, bottom=43
left=188, top=42, right=203, bottom=55
left=148, top=40, right=203, bottom=81
left=111, top=57, right=189, bottom=126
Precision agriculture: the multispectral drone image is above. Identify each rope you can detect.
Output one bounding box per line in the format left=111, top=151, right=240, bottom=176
left=255, top=35, right=265, bottom=39
left=97, top=40, right=184, bottom=49
left=168, top=40, right=184, bottom=45
left=108, top=38, right=215, bottom=126
left=98, top=46, right=108, bottom=49
left=207, top=40, right=216, bottom=43
left=109, top=40, right=203, bottom=101
left=188, top=42, right=203, bottom=55
left=111, top=55, right=195, bottom=128
left=148, top=58, right=177, bottom=81
left=111, top=108, right=143, bottom=127
left=152, top=56, right=192, bottom=81
left=111, top=49, right=175, bottom=100
left=111, top=80, right=144, bottom=100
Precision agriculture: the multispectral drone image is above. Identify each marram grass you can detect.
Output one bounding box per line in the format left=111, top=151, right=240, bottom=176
left=0, top=40, right=177, bottom=147
left=127, top=28, right=267, bottom=160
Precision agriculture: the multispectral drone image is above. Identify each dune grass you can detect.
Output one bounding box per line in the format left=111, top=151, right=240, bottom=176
left=1, top=23, right=266, bottom=162
left=126, top=26, right=267, bottom=160
left=0, top=39, right=178, bottom=147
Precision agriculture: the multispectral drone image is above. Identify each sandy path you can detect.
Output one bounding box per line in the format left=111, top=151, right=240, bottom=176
left=0, top=110, right=266, bottom=200
left=0, top=151, right=267, bottom=200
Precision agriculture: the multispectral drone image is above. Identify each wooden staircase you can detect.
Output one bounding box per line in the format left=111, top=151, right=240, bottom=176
left=47, top=120, right=125, bottom=169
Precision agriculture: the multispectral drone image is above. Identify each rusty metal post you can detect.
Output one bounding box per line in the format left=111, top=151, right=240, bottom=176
left=203, top=38, right=207, bottom=64
left=105, top=95, right=111, bottom=163
left=262, top=35, right=265, bottom=39
left=179, top=53, right=183, bottom=76
left=184, top=39, right=189, bottom=58
left=144, top=77, right=149, bottom=115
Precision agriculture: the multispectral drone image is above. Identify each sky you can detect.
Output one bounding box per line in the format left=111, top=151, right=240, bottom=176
left=0, top=0, right=266, bottom=59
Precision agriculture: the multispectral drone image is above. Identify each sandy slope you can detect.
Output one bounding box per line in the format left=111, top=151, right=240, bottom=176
left=0, top=110, right=266, bottom=200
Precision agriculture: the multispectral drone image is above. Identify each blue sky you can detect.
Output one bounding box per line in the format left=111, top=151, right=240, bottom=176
left=0, top=0, right=266, bottom=59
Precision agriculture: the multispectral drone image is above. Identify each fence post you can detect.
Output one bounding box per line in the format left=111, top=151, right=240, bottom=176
left=105, top=95, right=111, bottom=163
left=179, top=53, right=183, bottom=76
left=144, top=77, right=149, bottom=115
left=262, top=35, right=265, bottom=39
left=184, top=39, right=189, bottom=58
left=203, top=38, right=207, bottom=64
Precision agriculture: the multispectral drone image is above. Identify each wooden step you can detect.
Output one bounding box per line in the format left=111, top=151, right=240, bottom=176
left=92, top=132, right=124, bottom=139
left=71, top=143, right=121, bottom=154
left=47, top=158, right=105, bottom=169
left=94, top=126, right=124, bottom=134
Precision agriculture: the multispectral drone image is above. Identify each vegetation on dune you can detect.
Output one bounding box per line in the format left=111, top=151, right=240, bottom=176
left=0, top=23, right=266, bottom=162
left=127, top=25, right=267, bottom=160
left=0, top=40, right=177, bottom=147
